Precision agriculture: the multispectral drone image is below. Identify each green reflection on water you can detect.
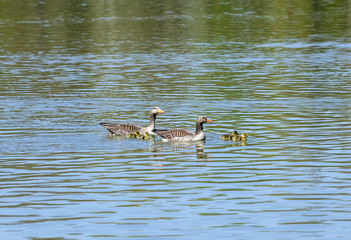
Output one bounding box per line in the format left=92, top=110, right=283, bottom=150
left=1, top=0, right=350, bottom=54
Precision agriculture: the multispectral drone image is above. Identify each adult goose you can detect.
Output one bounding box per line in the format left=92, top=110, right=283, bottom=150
left=154, top=116, right=212, bottom=142
left=100, top=106, right=164, bottom=136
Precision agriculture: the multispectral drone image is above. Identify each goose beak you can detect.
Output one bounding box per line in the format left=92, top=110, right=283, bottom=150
left=206, top=118, right=213, bottom=123
left=158, top=109, right=165, bottom=114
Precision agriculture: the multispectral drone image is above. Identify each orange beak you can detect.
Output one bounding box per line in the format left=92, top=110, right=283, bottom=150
left=158, top=109, right=165, bottom=114
left=206, top=118, right=213, bottom=123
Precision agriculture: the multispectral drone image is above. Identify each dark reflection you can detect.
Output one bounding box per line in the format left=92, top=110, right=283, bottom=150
left=103, top=134, right=209, bottom=161
left=150, top=140, right=209, bottom=161
left=219, top=139, right=248, bottom=148
left=233, top=140, right=248, bottom=147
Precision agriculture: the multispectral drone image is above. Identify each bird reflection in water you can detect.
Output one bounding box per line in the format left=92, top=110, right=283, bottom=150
left=149, top=141, right=209, bottom=167
left=232, top=139, right=248, bottom=147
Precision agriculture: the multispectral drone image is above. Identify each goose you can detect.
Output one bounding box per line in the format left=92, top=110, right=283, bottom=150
left=232, top=132, right=248, bottom=141
left=220, top=131, right=239, bottom=140
left=154, top=116, right=212, bottom=142
left=100, top=106, right=164, bottom=136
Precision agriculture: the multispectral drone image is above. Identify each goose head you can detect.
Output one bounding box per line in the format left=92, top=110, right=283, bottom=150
left=151, top=106, right=165, bottom=115
left=197, top=116, right=213, bottom=124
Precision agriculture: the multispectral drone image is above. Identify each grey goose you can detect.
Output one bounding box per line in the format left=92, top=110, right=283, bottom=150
left=100, top=106, right=165, bottom=136
left=154, top=116, right=212, bottom=142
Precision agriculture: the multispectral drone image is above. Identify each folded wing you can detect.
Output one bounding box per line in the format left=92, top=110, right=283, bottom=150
left=99, top=122, right=142, bottom=136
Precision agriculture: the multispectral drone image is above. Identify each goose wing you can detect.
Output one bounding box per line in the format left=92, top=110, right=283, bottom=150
left=100, top=122, right=142, bottom=136
left=154, top=128, right=195, bottom=140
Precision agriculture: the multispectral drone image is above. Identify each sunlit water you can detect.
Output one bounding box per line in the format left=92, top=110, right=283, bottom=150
left=1, top=1, right=351, bottom=239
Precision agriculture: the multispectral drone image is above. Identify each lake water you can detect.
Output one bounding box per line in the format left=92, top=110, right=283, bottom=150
left=1, top=0, right=351, bottom=239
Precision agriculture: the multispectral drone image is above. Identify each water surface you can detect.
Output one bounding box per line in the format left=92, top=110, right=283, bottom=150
left=1, top=0, right=351, bottom=239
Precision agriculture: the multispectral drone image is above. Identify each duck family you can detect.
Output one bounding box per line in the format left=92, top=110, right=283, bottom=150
left=100, top=106, right=247, bottom=142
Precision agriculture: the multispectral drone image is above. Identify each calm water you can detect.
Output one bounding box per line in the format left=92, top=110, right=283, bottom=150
left=1, top=0, right=351, bottom=239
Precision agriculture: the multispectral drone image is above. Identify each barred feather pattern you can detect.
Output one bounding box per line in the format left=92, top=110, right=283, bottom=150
left=99, top=122, right=142, bottom=136
left=154, top=129, right=203, bottom=141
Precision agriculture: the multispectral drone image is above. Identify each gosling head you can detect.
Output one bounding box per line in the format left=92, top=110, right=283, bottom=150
left=232, top=131, right=239, bottom=136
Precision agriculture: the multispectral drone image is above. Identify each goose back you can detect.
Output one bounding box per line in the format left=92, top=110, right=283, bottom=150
left=154, top=129, right=196, bottom=141
left=99, top=122, right=142, bottom=136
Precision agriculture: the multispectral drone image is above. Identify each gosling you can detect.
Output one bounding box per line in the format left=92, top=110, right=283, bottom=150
left=137, top=131, right=151, bottom=140
left=232, top=132, right=248, bottom=141
left=220, top=131, right=239, bottom=140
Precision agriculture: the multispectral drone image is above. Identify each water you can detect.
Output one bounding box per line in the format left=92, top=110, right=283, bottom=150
left=1, top=0, right=351, bottom=239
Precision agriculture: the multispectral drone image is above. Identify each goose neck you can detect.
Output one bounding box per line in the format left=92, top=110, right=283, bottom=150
left=195, top=122, right=204, bottom=135
left=148, top=113, right=157, bottom=130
